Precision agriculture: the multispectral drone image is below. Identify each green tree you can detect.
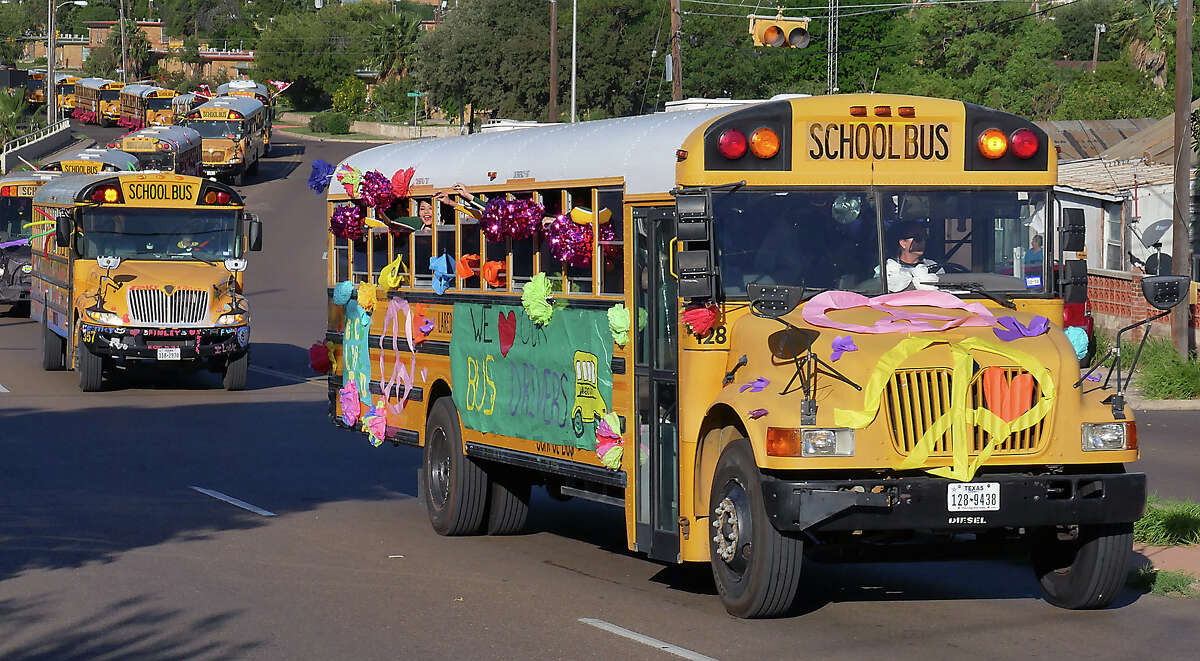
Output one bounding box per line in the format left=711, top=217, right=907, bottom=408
left=0, top=5, right=31, bottom=63
left=180, top=35, right=202, bottom=79
left=331, top=77, right=368, bottom=116
left=367, top=12, right=420, bottom=81
left=1052, top=55, right=1173, bottom=119
left=1112, top=0, right=1175, bottom=88
left=83, top=20, right=153, bottom=79
left=0, top=89, right=29, bottom=143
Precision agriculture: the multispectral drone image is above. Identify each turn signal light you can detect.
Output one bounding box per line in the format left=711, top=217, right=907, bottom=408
left=0, top=185, right=13, bottom=196
left=978, top=128, right=1007, bottom=160
left=897, top=106, right=915, bottom=117
left=873, top=106, right=891, bottom=117
left=717, top=128, right=748, bottom=160
left=203, top=190, right=233, bottom=205
left=749, top=128, right=780, bottom=159
left=1010, top=128, right=1039, bottom=159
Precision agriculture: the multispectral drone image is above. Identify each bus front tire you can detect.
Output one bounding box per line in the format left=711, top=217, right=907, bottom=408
left=1032, top=522, right=1133, bottom=609
left=484, top=465, right=531, bottom=535
left=422, top=398, right=487, bottom=536
left=42, top=325, right=65, bottom=371
left=709, top=439, right=803, bottom=618
left=233, top=170, right=246, bottom=187
left=223, top=352, right=248, bottom=391
left=76, top=339, right=103, bottom=391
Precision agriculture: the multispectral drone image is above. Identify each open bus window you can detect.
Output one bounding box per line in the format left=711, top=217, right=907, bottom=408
left=459, top=210, right=481, bottom=289
left=483, top=233, right=506, bottom=291
left=414, top=215, right=432, bottom=289
left=370, top=228, right=389, bottom=285
left=332, top=229, right=349, bottom=283
left=510, top=194, right=537, bottom=290
left=597, top=189, right=624, bottom=295
left=713, top=189, right=881, bottom=297
left=880, top=189, right=1048, bottom=292
left=435, top=198, right=456, bottom=272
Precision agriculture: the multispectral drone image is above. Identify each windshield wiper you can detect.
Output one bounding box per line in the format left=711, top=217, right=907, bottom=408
left=177, top=252, right=215, bottom=266
left=935, top=281, right=1016, bottom=309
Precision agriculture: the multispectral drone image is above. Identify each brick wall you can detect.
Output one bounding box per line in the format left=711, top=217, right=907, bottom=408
left=1088, top=269, right=1199, bottom=338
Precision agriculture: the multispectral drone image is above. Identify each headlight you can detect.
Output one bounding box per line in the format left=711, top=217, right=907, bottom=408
left=766, top=427, right=855, bottom=457
left=87, top=310, right=123, bottom=325
left=1082, top=422, right=1136, bottom=451
left=21, top=264, right=31, bottom=273
left=216, top=313, right=246, bottom=325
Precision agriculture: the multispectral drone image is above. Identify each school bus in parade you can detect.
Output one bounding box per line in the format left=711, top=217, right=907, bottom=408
left=109, top=125, right=203, bottom=174
left=118, top=84, right=179, bottom=129
left=172, top=92, right=202, bottom=122
left=217, top=79, right=275, bottom=153
left=42, top=148, right=138, bottom=174
left=51, top=73, right=80, bottom=113
left=0, top=171, right=61, bottom=316
left=319, top=93, right=1188, bottom=618
left=73, top=78, right=125, bottom=126
left=24, top=70, right=47, bottom=105
left=181, top=96, right=268, bottom=186
left=29, top=172, right=263, bottom=391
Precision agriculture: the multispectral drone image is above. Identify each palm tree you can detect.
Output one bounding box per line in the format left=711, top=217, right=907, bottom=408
left=1113, top=0, right=1175, bottom=89
left=367, top=13, right=420, bottom=81
left=0, top=90, right=29, bottom=144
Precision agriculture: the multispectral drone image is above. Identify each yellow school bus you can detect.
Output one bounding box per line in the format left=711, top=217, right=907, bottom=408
left=52, top=74, right=80, bottom=113
left=42, top=148, right=138, bottom=174
left=74, top=78, right=125, bottom=126
left=118, top=84, right=179, bottom=129
left=181, top=96, right=268, bottom=186
left=217, top=80, right=275, bottom=154
left=30, top=172, right=263, bottom=391
left=0, top=172, right=61, bottom=316
left=109, top=126, right=203, bottom=174
left=322, top=94, right=1181, bottom=617
left=25, top=70, right=47, bottom=105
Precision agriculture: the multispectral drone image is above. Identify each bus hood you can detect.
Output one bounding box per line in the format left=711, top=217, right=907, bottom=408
left=75, top=259, right=245, bottom=327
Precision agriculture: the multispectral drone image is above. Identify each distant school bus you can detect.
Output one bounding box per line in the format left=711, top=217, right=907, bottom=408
left=321, top=93, right=1188, bottom=617
left=110, top=126, right=203, bottom=174
left=118, top=84, right=178, bottom=129
left=30, top=172, right=264, bottom=391
left=53, top=74, right=80, bottom=113
left=74, top=78, right=125, bottom=126
left=217, top=80, right=274, bottom=152
left=25, top=70, right=47, bottom=105
left=42, top=148, right=138, bottom=175
left=181, top=96, right=268, bottom=186
left=172, top=93, right=202, bottom=123
left=0, top=171, right=61, bottom=316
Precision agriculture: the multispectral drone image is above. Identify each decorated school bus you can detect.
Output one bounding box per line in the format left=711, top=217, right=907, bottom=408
left=42, top=148, right=138, bottom=174
left=0, top=171, right=61, bottom=316
left=217, top=79, right=274, bottom=153
left=181, top=96, right=268, bottom=186
left=73, top=78, right=125, bottom=126
left=110, top=125, right=202, bottom=174
left=30, top=172, right=263, bottom=391
left=172, top=92, right=202, bottom=122
left=319, top=94, right=1186, bottom=617
left=24, top=70, right=47, bottom=105
left=51, top=74, right=79, bottom=113
left=118, top=84, right=179, bottom=129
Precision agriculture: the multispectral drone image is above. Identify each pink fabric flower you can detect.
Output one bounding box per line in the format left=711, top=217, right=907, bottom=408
left=339, top=380, right=361, bottom=425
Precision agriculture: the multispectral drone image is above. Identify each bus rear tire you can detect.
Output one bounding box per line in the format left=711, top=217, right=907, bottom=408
left=76, top=339, right=103, bottom=392
left=709, top=439, right=803, bottom=618
left=422, top=398, right=487, bottom=536
left=484, top=465, right=530, bottom=535
left=223, top=352, right=248, bottom=391
left=233, top=170, right=246, bottom=186
left=42, top=324, right=65, bottom=371
left=1032, top=522, right=1132, bottom=609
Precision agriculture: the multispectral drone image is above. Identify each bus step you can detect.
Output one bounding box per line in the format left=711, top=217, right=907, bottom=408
left=559, top=485, right=624, bottom=508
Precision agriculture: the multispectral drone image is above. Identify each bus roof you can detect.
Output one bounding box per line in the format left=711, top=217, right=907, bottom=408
left=126, top=125, right=202, bottom=150
left=192, top=95, right=264, bottom=116
left=33, top=172, right=238, bottom=206
left=121, top=83, right=170, bottom=98
left=77, top=77, right=119, bottom=90
left=0, top=171, right=61, bottom=186
left=217, top=80, right=270, bottom=97
left=172, top=92, right=200, bottom=105
left=332, top=106, right=744, bottom=197
left=43, top=148, right=138, bottom=170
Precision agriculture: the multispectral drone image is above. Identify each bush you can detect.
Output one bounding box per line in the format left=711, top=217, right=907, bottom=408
left=309, top=112, right=351, bottom=134
left=331, top=77, right=368, bottom=116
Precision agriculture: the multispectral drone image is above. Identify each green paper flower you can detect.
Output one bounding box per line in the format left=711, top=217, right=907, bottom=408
left=521, top=272, right=555, bottom=325
left=637, top=307, right=647, bottom=331
left=608, top=303, right=630, bottom=347
left=601, top=444, right=623, bottom=470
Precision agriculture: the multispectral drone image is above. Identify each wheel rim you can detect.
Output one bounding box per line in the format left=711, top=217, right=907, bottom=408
left=712, top=479, right=753, bottom=578
left=427, top=426, right=452, bottom=511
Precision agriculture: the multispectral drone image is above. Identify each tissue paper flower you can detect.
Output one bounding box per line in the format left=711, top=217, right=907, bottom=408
left=831, top=335, right=858, bottom=361
left=608, top=303, right=630, bottom=347
left=521, top=272, right=555, bottom=325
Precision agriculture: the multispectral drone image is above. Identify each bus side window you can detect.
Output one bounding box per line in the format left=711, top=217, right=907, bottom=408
left=351, top=236, right=369, bottom=282
left=459, top=204, right=481, bottom=289
left=413, top=198, right=433, bottom=288
left=597, top=188, right=624, bottom=294
left=563, top=187, right=596, bottom=293
left=369, top=227, right=389, bottom=285
left=435, top=196, right=456, bottom=285
left=510, top=193, right=537, bottom=290
left=484, top=214, right=508, bottom=291
left=333, top=234, right=350, bottom=283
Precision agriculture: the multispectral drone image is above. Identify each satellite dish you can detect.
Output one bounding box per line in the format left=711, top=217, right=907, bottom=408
left=1145, top=253, right=1173, bottom=276
left=1140, top=219, right=1173, bottom=248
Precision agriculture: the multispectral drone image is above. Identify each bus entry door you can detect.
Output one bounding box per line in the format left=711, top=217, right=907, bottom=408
left=633, top=206, right=680, bottom=562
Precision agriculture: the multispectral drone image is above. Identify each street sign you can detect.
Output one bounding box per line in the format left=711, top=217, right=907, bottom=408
left=407, top=91, right=425, bottom=98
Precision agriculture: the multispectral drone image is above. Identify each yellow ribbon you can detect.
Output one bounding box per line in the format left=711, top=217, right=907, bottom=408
left=834, top=336, right=1055, bottom=482
left=378, top=255, right=409, bottom=290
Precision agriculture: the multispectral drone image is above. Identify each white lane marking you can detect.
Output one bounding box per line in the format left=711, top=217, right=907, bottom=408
left=0, top=383, right=9, bottom=393
left=578, top=618, right=719, bottom=661
left=248, top=365, right=325, bottom=387
left=189, top=486, right=276, bottom=517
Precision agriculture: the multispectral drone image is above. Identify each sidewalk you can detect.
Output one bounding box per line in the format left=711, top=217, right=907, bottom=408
left=1133, top=543, right=1200, bottom=576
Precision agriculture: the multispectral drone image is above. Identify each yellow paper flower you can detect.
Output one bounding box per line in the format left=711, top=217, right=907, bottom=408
left=357, top=282, right=377, bottom=312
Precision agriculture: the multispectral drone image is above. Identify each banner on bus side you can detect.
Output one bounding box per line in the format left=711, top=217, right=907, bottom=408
left=450, top=303, right=613, bottom=448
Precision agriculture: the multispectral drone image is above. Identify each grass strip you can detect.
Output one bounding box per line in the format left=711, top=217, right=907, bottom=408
left=1127, top=567, right=1200, bottom=597
left=1134, top=496, right=1200, bottom=547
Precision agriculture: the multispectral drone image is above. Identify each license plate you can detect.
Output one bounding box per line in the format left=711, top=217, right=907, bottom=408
left=947, top=482, right=1000, bottom=512
left=156, top=347, right=181, bottom=361
left=205, top=170, right=217, bottom=176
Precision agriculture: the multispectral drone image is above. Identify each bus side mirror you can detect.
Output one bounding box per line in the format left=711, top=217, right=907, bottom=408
left=1061, top=259, right=1088, bottom=304
left=674, top=190, right=711, bottom=241
left=1142, top=274, right=1190, bottom=310
left=1060, top=207, right=1085, bottom=253
left=247, top=215, right=263, bottom=252
left=674, top=190, right=717, bottom=299
left=55, top=217, right=71, bottom=247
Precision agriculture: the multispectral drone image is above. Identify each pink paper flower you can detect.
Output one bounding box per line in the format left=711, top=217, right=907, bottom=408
left=339, top=380, right=361, bottom=425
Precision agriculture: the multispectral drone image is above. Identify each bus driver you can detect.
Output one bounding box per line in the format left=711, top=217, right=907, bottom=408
left=883, top=221, right=943, bottom=292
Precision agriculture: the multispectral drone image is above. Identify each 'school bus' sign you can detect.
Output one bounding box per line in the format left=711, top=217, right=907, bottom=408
left=450, top=303, right=613, bottom=448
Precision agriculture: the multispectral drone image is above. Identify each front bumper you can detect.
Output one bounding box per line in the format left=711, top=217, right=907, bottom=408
left=80, top=322, right=249, bottom=361
left=0, top=278, right=30, bottom=304
left=202, top=161, right=243, bottom=176
left=761, top=471, right=1146, bottom=532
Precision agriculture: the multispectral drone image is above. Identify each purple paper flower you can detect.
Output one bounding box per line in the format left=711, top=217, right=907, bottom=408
left=831, top=335, right=858, bottom=361
left=420, top=319, right=435, bottom=334
left=748, top=408, right=768, bottom=419
left=993, top=315, right=1050, bottom=342
left=1081, top=371, right=1102, bottom=383
left=739, top=377, right=769, bottom=393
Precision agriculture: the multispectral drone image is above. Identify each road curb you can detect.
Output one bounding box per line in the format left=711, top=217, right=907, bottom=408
left=1129, top=395, right=1200, bottom=411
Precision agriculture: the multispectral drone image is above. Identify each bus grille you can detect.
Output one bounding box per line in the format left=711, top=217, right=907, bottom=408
left=205, top=150, right=226, bottom=162
left=127, top=288, right=209, bottom=325
left=882, top=368, right=1044, bottom=457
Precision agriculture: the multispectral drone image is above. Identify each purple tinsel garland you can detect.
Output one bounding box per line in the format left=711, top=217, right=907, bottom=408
left=546, top=213, right=593, bottom=268
left=330, top=203, right=366, bottom=240
left=359, top=170, right=394, bottom=214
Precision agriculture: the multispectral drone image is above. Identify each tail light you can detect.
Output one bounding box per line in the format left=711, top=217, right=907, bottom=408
left=90, top=185, right=122, bottom=203
left=717, top=128, right=747, bottom=160
left=203, top=189, right=234, bottom=205
left=977, top=128, right=1007, bottom=159
left=1010, top=128, right=1039, bottom=159
left=0, top=186, right=13, bottom=196
left=749, top=128, right=780, bottom=159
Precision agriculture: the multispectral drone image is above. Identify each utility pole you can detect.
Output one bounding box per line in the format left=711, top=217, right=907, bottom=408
left=669, top=0, right=682, bottom=100
left=119, top=0, right=128, bottom=82
left=46, top=0, right=53, bottom=125
left=827, top=0, right=839, bottom=94
left=1172, top=0, right=1194, bottom=357
left=1090, top=23, right=1105, bottom=72
left=549, top=0, right=558, bottom=123
left=570, top=0, right=577, bottom=122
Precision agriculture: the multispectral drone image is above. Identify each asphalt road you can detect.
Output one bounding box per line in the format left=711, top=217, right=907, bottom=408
left=1, top=123, right=1198, bottom=660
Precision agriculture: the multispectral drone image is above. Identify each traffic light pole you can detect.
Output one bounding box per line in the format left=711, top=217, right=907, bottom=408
left=670, top=0, right=682, bottom=101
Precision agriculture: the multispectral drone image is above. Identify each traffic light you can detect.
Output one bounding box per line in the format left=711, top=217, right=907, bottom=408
left=749, top=16, right=810, bottom=48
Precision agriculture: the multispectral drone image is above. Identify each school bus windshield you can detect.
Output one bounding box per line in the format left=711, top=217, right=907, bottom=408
left=146, top=97, right=173, bottom=110
left=81, top=208, right=240, bottom=261
left=185, top=120, right=243, bottom=139
left=59, top=84, right=74, bottom=94
left=100, top=90, right=119, bottom=101
left=134, top=152, right=174, bottom=170
left=1, top=197, right=32, bottom=240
